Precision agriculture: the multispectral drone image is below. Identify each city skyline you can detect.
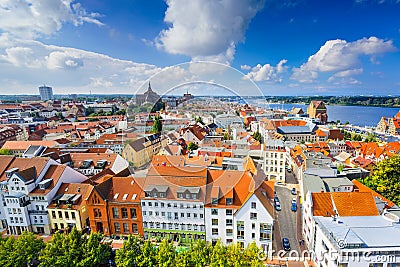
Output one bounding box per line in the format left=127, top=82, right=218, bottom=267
left=0, top=0, right=400, bottom=96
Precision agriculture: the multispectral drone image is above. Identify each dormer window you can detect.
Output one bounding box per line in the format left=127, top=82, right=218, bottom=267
left=178, top=193, right=183, bottom=198
left=226, top=198, right=233, bottom=206
left=212, top=198, right=218, bottom=205
left=192, top=194, right=197, bottom=200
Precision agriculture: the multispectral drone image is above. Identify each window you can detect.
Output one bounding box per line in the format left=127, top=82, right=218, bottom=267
left=141, top=202, right=146, bottom=206
left=181, top=213, right=184, bottom=218
left=252, top=233, right=256, bottom=239
left=148, top=202, right=152, bottom=207
left=52, top=211, right=56, bottom=219
left=212, top=228, right=218, bottom=235
left=65, top=211, right=69, bottom=219
left=121, top=208, right=128, bottom=219
left=226, top=198, right=233, bottom=205
left=143, top=211, right=147, bottom=216
left=237, top=221, right=244, bottom=240
left=226, top=229, right=233, bottom=236
left=161, top=212, right=165, bottom=217
left=250, top=212, right=257, bottom=220
left=168, top=212, right=172, bottom=219
left=174, top=212, right=179, bottom=220
left=211, top=198, right=218, bottom=205
left=178, top=193, right=183, bottom=198
left=251, top=202, right=256, bottom=209
left=211, top=209, right=218, bottom=215
left=60, top=223, right=64, bottom=229
left=130, top=208, right=137, bottom=219
left=187, top=213, right=190, bottom=218
left=112, top=208, right=119, bottom=218
left=58, top=211, right=63, bottom=219
left=155, top=202, right=158, bottom=207
left=252, top=223, right=255, bottom=229
left=123, top=223, right=129, bottom=233
left=200, top=214, right=203, bottom=218
left=212, top=219, right=218, bottom=226
left=226, top=209, right=233, bottom=216
left=192, top=194, right=197, bottom=199
left=186, top=193, right=190, bottom=199
left=226, top=219, right=233, bottom=226
left=71, top=212, right=76, bottom=219
left=149, top=211, right=153, bottom=216
left=94, top=208, right=102, bottom=218
left=193, top=213, right=197, bottom=218
left=114, top=222, right=121, bottom=233
left=155, top=211, right=159, bottom=216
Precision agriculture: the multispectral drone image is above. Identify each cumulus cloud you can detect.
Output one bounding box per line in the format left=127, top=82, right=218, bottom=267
left=244, top=59, right=288, bottom=82
left=240, top=64, right=251, bottom=70
left=0, top=0, right=103, bottom=38
left=291, top=37, right=396, bottom=83
left=156, top=0, right=265, bottom=63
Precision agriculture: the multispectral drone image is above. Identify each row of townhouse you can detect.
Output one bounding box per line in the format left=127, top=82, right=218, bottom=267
left=81, top=156, right=274, bottom=252
left=0, top=154, right=274, bottom=252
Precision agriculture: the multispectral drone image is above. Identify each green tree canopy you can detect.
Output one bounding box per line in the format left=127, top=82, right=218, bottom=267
left=361, top=155, right=400, bottom=205
left=252, top=131, right=262, bottom=142
left=188, top=142, right=199, bottom=151
left=152, top=115, right=163, bottom=133
left=0, top=231, right=44, bottom=267
left=0, top=149, right=12, bottom=155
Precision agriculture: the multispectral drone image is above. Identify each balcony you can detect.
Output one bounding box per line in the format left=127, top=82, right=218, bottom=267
left=29, top=210, right=47, bottom=215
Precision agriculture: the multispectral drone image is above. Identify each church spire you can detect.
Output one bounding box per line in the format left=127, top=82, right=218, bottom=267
left=148, top=80, right=152, bottom=91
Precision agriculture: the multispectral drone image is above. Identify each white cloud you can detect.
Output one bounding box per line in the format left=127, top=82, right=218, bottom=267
left=291, top=37, right=396, bottom=83
left=240, top=64, right=251, bottom=70
left=0, top=0, right=103, bottom=38
left=156, top=0, right=265, bottom=63
left=244, top=59, right=288, bottom=82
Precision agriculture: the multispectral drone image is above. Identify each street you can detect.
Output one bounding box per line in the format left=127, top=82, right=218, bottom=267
left=274, top=184, right=302, bottom=254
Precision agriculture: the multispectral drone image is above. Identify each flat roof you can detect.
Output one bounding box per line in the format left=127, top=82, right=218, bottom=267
left=315, top=216, right=400, bottom=248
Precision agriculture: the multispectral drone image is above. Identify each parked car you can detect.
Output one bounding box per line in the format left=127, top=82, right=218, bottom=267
left=275, top=202, right=281, bottom=211
left=291, top=202, right=297, bottom=212
left=287, top=169, right=292, bottom=173
left=291, top=188, right=297, bottom=195
left=274, top=196, right=280, bottom=203
left=282, top=238, right=291, bottom=251
left=291, top=198, right=297, bottom=204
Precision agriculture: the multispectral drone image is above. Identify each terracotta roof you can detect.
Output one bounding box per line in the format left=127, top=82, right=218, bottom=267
left=0, top=157, right=49, bottom=182
left=49, top=183, right=94, bottom=209
left=312, top=193, right=334, bottom=217
left=311, top=192, right=379, bottom=217
left=30, top=165, right=68, bottom=195
left=352, top=180, right=396, bottom=209
left=70, top=153, right=117, bottom=169
left=97, top=176, right=143, bottom=203
left=2, top=140, right=57, bottom=150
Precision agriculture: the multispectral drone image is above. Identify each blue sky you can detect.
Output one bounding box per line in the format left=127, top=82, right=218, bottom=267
left=0, top=0, right=399, bottom=96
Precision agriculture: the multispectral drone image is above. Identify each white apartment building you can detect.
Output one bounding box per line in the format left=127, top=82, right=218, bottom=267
left=205, top=169, right=273, bottom=253
left=0, top=156, right=87, bottom=235
left=263, top=140, right=286, bottom=181
left=140, top=165, right=208, bottom=243
left=215, top=114, right=243, bottom=129
left=313, top=215, right=400, bottom=267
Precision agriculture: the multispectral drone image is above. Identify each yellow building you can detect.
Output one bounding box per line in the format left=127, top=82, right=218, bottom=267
left=122, top=133, right=167, bottom=168
left=48, top=183, right=93, bottom=232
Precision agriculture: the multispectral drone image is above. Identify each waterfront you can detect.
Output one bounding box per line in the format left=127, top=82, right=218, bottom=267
left=264, top=103, right=399, bottom=127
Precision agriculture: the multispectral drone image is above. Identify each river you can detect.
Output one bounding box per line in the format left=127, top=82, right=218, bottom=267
left=262, top=103, right=399, bottom=127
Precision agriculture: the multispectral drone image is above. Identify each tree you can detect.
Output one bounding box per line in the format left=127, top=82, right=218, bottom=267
left=209, top=240, right=227, bottom=267
left=156, top=239, right=175, bottom=267
left=78, top=232, right=111, bottom=267
left=224, top=132, right=230, bottom=140
left=175, top=249, right=191, bottom=267
left=116, top=235, right=143, bottom=267
left=39, top=228, right=111, bottom=267
left=243, top=242, right=263, bottom=267
left=187, top=142, right=199, bottom=151
left=189, top=239, right=209, bottom=267
left=0, top=231, right=44, bottom=267
left=137, top=240, right=157, bottom=267
left=252, top=131, right=262, bottom=143
left=195, top=116, right=204, bottom=124
left=152, top=116, right=163, bottom=133
left=361, top=156, right=400, bottom=206
left=226, top=243, right=245, bottom=267
left=0, top=149, right=12, bottom=155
